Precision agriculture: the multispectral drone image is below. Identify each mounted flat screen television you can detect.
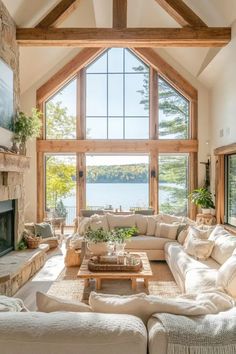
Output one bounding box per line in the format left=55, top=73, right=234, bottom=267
left=0, top=58, right=14, bottom=131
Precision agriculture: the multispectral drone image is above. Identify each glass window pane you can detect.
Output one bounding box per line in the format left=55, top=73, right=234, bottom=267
left=159, top=154, right=188, bottom=215
left=45, top=154, right=76, bottom=225
left=86, top=52, right=107, bottom=73
left=125, top=49, right=148, bottom=73
left=86, top=155, right=149, bottom=211
left=125, top=74, right=149, bottom=116
left=86, top=118, right=107, bottom=139
left=158, top=77, right=189, bottom=139
left=86, top=74, right=107, bottom=116
left=108, top=48, right=124, bottom=72
left=108, top=74, right=123, bottom=116
left=125, top=118, right=149, bottom=139
left=227, top=155, right=236, bottom=226
left=108, top=118, right=123, bottom=139
left=45, top=79, right=76, bottom=139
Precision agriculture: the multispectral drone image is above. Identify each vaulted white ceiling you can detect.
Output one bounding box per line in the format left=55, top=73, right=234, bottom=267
left=2, top=0, right=236, bottom=93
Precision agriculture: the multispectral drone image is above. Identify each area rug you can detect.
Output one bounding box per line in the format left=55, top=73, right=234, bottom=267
left=47, top=261, right=181, bottom=302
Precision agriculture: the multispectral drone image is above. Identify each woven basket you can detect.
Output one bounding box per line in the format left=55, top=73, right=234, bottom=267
left=26, top=237, right=42, bottom=249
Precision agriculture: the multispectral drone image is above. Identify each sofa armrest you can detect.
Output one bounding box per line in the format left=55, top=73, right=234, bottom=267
left=148, top=316, right=168, bottom=354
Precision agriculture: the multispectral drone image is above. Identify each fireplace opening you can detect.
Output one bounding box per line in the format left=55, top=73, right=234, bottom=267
left=0, top=200, right=15, bottom=257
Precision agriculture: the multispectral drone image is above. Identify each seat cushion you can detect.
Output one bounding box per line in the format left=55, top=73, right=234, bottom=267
left=126, top=236, right=176, bottom=250
left=217, top=254, right=236, bottom=298
left=185, top=268, right=218, bottom=293
left=209, top=225, right=236, bottom=264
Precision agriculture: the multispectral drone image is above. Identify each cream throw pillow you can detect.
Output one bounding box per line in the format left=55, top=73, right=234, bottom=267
left=146, top=215, right=162, bottom=236
left=135, top=214, right=147, bottom=235
left=177, top=229, right=189, bottom=245
left=155, top=223, right=179, bottom=240
left=209, top=225, right=236, bottom=265
left=78, top=217, right=90, bottom=235
left=89, top=291, right=234, bottom=324
left=36, top=292, right=92, bottom=313
left=184, top=235, right=214, bottom=260
left=107, top=214, right=136, bottom=230
left=217, top=255, right=236, bottom=298
left=160, top=213, right=184, bottom=224
left=90, top=214, right=109, bottom=232
left=0, top=296, right=28, bottom=312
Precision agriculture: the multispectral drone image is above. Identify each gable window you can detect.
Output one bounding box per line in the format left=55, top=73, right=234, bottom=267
left=86, top=48, right=149, bottom=139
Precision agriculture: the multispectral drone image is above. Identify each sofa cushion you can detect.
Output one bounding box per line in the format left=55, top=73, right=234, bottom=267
left=78, top=217, right=90, bottom=235
left=126, top=236, right=175, bottom=250
left=0, top=296, right=28, bottom=312
left=184, top=235, right=214, bottom=260
left=36, top=292, right=92, bottom=313
left=177, top=229, right=188, bottom=245
left=107, top=214, right=136, bottom=230
left=160, top=213, right=184, bottom=224
left=135, top=214, right=147, bottom=235
left=185, top=268, right=218, bottom=293
left=217, top=255, right=236, bottom=298
left=146, top=215, right=162, bottom=236
left=0, top=312, right=147, bottom=354
left=155, top=223, right=179, bottom=240
left=209, top=225, right=236, bottom=264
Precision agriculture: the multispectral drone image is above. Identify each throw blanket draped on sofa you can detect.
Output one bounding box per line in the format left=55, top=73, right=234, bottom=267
left=154, top=307, right=236, bottom=354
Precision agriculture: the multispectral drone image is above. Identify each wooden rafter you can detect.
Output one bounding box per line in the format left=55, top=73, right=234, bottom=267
left=37, top=47, right=104, bottom=103
left=113, top=0, right=127, bottom=28
left=16, top=27, right=231, bottom=47
left=36, top=0, right=80, bottom=28
left=155, top=0, right=207, bottom=27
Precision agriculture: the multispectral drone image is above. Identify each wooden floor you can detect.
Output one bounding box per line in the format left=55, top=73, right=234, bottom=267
left=15, top=242, right=180, bottom=311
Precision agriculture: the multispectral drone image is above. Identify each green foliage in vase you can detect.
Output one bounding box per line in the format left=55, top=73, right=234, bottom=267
left=14, top=108, right=42, bottom=143
left=189, top=188, right=215, bottom=209
left=84, top=227, right=111, bottom=243
left=110, top=226, right=139, bottom=243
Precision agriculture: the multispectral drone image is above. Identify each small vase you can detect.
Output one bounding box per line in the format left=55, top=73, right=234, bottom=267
left=19, top=142, right=26, bottom=155
left=115, top=242, right=126, bottom=254
left=87, top=242, right=108, bottom=256
left=201, top=208, right=211, bottom=215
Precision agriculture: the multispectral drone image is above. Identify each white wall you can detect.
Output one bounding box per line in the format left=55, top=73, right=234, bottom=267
left=21, top=49, right=211, bottom=222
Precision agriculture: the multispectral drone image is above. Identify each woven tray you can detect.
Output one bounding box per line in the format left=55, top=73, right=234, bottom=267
left=88, top=256, right=142, bottom=272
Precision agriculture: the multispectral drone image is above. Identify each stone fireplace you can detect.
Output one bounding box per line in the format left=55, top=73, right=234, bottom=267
left=0, top=152, right=30, bottom=253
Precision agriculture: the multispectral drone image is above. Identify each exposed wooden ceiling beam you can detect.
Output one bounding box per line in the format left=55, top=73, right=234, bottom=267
left=16, top=27, right=231, bottom=47
left=113, top=0, right=127, bottom=28
left=37, top=48, right=104, bottom=103
left=155, top=0, right=207, bottom=27
left=36, top=0, right=80, bottom=28
left=133, top=48, right=197, bottom=100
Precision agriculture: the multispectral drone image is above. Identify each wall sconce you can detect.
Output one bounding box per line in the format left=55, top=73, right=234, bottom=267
left=151, top=170, right=156, bottom=178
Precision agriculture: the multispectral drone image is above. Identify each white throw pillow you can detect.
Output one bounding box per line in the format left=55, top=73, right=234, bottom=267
left=90, top=214, right=109, bottom=232
left=78, top=217, right=90, bottom=235
left=209, top=225, right=236, bottom=264
left=217, top=255, right=236, bottom=298
left=89, top=291, right=234, bottom=324
left=106, top=214, right=136, bottom=230
left=155, top=223, right=179, bottom=240
left=0, top=296, right=28, bottom=312
left=184, top=235, right=214, bottom=260
left=135, top=214, right=147, bottom=235
left=146, top=215, right=161, bottom=236
left=36, top=292, right=92, bottom=313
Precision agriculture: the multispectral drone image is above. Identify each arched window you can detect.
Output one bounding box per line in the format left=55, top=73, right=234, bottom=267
left=86, top=48, right=149, bottom=139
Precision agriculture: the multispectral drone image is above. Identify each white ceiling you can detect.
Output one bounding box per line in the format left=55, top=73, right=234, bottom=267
left=2, top=0, right=236, bottom=93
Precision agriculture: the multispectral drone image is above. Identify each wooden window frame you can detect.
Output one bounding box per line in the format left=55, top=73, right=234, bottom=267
left=36, top=48, right=198, bottom=222
left=214, top=143, right=236, bottom=232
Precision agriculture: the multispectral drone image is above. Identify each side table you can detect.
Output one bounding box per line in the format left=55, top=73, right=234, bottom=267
left=196, top=213, right=216, bottom=226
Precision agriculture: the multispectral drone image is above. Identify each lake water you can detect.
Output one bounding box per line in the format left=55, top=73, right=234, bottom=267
left=62, top=183, right=172, bottom=224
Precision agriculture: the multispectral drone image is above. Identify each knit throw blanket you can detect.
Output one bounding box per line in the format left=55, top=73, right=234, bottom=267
left=155, top=308, right=236, bottom=354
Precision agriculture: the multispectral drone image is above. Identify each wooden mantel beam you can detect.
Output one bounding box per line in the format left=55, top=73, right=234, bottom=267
left=36, top=0, right=80, bottom=28
left=16, top=27, right=231, bottom=47
left=155, top=0, right=207, bottom=27
left=113, top=0, right=127, bottom=28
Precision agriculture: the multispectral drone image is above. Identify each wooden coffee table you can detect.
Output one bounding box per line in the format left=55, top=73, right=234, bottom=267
left=77, top=252, right=153, bottom=290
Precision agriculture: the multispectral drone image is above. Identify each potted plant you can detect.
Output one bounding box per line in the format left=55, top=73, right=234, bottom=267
left=110, top=227, right=138, bottom=253
left=189, top=188, right=215, bottom=214
left=85, top=227, right=111, bottom=256
left=14, top=108, right=42, bottom=155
